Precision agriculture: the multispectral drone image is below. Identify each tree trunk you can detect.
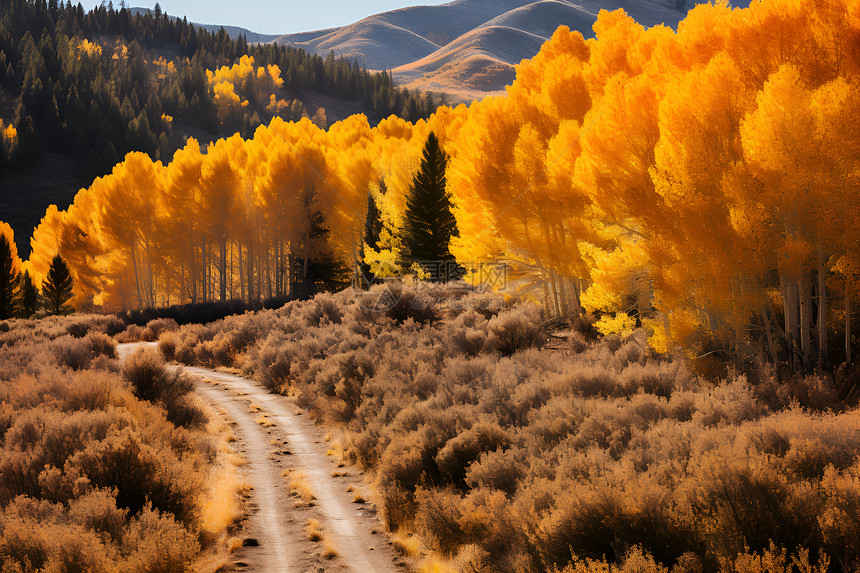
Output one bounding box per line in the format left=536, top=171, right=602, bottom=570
left=817, top=246, right=829, bottom=368
left=146, top=235, right=154, bottom=308
left=202, top=234, right=208, bottom=302
left=239, top=242, right=245, bottom=302
left=554, top=271, right=568, bottom=317
left=219, top=236, right=227, bottom=302
left=190, top=237, right=197, bottom=304
left=760, top=304, right=781, bottom=369
left=800, top=275, right=812, bottom=369
left=567, top=277, right=582, bottom=314
left=663, top=311, right=672, bottom=355
left=782, top=275, right=797, bottom=371
left=541, top=270, right=552, bottom=318
left=130, top=241, right=143, bottom=309
left=847, top=275, right=852, bottom=365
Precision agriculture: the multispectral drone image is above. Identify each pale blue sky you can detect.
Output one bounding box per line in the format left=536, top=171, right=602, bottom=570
left=110, top=1, right=451, bottom=35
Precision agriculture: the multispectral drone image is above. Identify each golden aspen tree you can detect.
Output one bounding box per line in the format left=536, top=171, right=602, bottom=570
left=200, top=137, right=243, bottom=302
left=651, top=53, right=759, bottom=357
left=161, top=139, right=205, bottom=303
left=92, top=152, right=164, bottom=309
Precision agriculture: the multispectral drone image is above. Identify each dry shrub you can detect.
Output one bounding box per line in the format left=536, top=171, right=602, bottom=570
left=52, top=335, right=93, bottom=370
left=86, top=332, right=117, bottom=360
left=386, top=288, right=440, bottom=325
left=158, top=331, right=178, bottom=361
left=146, top=317, right=180, bottom=338
left=435, top=422, right=510, bottom=486
left=0, top=314, right=223, bottom=572
left=486, top=303, right=544, bottom=355
left=115, top=323, right=151, bottom=343
left=65, top=315, right=127, bottom=338
left=122, top=347, right=205, bottom=428
left=162, top=284, right=860, bottom=573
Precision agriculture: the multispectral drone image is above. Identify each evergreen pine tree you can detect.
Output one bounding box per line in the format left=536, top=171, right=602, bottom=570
left=0, top=234, right=19, bottom=319
left=359, top=182, right=384, bottom=288
left=43, top=253, right=73, bottom=315
left=19, top=270, right=38, bottom=317
left=402, top=132, right=462, bottom=282
left=305, top=210, right=350, bottom=294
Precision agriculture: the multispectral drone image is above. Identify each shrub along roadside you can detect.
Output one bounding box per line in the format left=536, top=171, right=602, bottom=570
left=0, top=315, right=242, bottom=572
left=166, top=284, right=854, bottom=573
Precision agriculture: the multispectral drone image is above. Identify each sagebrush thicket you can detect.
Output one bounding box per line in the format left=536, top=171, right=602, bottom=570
left=164, top=284, right=858, bottom=572
left=0, top=314, right=237, bottom=571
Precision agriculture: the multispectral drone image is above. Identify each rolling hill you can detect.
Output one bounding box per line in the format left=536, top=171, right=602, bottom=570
left=274, top=0, right=751, bottom=100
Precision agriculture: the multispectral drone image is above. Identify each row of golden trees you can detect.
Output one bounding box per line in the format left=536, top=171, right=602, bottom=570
left=17, top=0, right=860, bottom=368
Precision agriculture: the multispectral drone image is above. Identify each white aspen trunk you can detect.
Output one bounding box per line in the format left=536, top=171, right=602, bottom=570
left=800, top=275, right=812, bottom=369
left=130, top=241, right=143, bottom=310
left=256, top=230, right=262, bottom=303
left=146, top=235, right=154, bottom=308
left=760, top=304, right=781, bottom=369
left=567, top=277, right=582, bottom=314
left=202, top=234, right=208, bottom=302
left=555, top=271, right=569, bottom=316
left=266, top=246, right=273, bottom=299
left=239, top=242, right=245, bottom=302
left=303, top=232, right=310, bottom=287
left=817, top=246, right=829, bottom=368
left=541, top=270, right=552, bottom=318
left=847, top=275, right=852, bottom=365
left=781, top=274, right=797, bottom=371
left=663, top=311, right=672, bottom=355
left=219, top=236, right=227, bottom=302
left=550, top=270, right=561, bottom=318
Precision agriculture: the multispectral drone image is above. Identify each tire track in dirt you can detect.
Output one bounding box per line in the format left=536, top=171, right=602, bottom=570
left=118, top=343, right=404, bottom=573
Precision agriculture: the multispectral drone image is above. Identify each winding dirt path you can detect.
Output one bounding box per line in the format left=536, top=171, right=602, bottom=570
left=118, top=343, right=405, bottom=573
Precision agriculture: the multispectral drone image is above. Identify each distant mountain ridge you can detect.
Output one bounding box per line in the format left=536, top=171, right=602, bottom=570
left=273, top=0, right=752, bottom=100
left=129, top=7, right=281, bottom=43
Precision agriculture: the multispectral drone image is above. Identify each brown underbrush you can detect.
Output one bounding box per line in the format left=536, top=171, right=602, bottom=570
left=167, top=284, right=856, bottom=572
left=0, top=315, right=238, bottom=572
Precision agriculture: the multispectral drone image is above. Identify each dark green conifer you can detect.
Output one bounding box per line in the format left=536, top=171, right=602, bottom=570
left=401, top=132, right=462, bottom=282
left=43, top=253, right=74, bottom=315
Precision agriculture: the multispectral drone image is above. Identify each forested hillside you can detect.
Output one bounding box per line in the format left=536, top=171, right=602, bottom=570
left=0, top=0, right=440, bottom=256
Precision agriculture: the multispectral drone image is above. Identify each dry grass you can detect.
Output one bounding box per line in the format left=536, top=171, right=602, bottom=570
left=305, top=518, right=323, bottom=542
left=352, top=490, right=367, bottom=504
left=226, top=536, right=244, bottom=552
left=254, top=414, right=275, bottom=427
left=284, top=469, right=316, bottom=503
left=200, top=462, right=248, bottom=535
left=417, top=556, right=459, bottom=573
left=392, top=531, right=424, bottom=559
left=322, top=537, right=339, bottom=560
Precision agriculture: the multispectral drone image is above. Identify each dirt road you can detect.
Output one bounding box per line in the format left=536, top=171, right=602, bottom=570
left=118, top=343, right=404, bottom=573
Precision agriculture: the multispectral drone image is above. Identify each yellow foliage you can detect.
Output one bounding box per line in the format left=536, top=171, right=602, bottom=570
left=207, top=55, right=284, bottom=125
left=0, top=222, right=22, bottom=276
left=1, top=121, right=16, bottom=151
left=152, top=56, right=176, bottom=80
left=76, top=38, right=102, bottom=58
left=593, top=312, right=637, bottom=337
left=18, top=0, right=860, bottom=366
